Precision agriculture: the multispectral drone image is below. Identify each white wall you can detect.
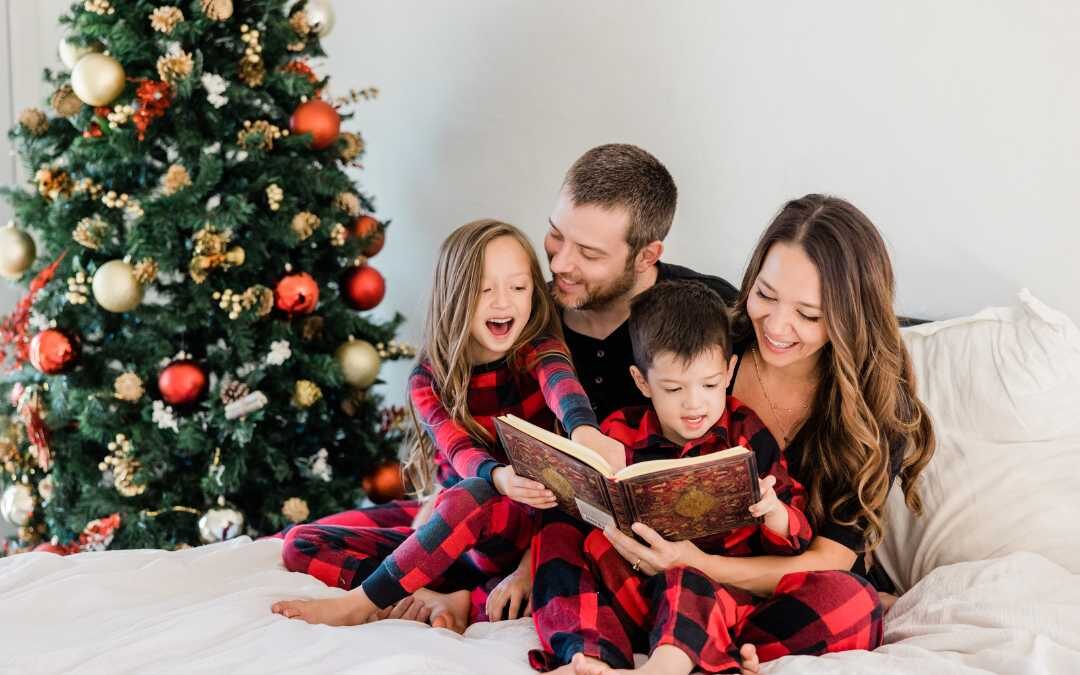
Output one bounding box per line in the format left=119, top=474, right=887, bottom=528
left=2, top=1, right=1079, bottom=408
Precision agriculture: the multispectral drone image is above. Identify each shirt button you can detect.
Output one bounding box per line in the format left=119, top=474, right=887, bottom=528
left=594, top=376, right=604, bottom=384
left=596, top=350, right=605, bottom=358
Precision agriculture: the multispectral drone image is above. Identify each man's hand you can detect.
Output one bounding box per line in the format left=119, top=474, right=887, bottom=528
left=491, top=466, right=557, bottom=508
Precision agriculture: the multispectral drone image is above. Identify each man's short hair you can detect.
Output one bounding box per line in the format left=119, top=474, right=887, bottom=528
left=629, top=280, right=733, bottom=372
left=562, top=144, right=677, bottom=254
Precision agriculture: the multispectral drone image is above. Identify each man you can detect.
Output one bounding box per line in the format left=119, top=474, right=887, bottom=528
left=544, top=143, right=737, bottom=421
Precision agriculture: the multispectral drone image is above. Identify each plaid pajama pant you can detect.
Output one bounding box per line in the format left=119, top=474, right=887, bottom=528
left=530, top=513, right=883, bottom=673
left=281, top=477, right=535, bottom=622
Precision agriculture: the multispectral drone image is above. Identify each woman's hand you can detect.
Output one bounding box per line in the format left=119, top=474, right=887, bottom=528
left=570, top=426, right=626, bottom=471
left=749, top=475, right=790, bottom=536
left=491, top=466, right=557, bottom=508
left=602, top=522, right=702, bottom=576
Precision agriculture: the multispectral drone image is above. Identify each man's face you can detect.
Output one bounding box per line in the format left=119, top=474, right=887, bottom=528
left=544, top=188, right=637, bottom=311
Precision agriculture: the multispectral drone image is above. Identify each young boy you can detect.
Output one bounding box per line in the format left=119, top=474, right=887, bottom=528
left=529, top=280, right=813, bottom=675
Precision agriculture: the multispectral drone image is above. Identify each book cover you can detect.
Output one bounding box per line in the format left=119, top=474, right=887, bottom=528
left=495, top=415, right=761, bottom=540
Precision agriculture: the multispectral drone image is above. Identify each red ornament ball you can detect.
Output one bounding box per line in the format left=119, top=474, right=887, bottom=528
left=274, top=272, right=320, bottom=315
left=289, top=98, right=340, bottom=150
left=353, top=215, right=385, bottom=257
left=362, top=460, right=405, bottom=504
left=158, top=360, right=208, bottom=407
left=342, top=265, right=385, bottom=311
left=29, top=329, right=80, bottom=374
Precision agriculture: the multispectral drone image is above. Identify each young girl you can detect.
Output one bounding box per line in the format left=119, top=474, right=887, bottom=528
left=271, top=219, right=623, bottom=628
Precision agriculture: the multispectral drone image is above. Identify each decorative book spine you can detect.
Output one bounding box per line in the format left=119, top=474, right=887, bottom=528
left=607, top=478, right=635, bottom=533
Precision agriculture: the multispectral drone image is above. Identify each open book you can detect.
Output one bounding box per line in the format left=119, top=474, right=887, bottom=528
left=495, top=414, right=761, bottom=541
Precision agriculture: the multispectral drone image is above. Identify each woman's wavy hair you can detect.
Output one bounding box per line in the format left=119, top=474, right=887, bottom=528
left=733, top=194, right=935, bottom=550
left=402, top=219, right=563, bottom=496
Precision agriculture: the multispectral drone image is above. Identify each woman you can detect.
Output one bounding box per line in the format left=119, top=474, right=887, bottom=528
left=598, top=194, right=936, bottom=674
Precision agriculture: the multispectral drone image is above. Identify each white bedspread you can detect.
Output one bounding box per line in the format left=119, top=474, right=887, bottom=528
left=1, top=538, right=1077, bottom=674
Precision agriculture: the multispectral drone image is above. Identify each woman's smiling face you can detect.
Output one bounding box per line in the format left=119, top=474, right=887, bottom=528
left=745, top=241, right=829, bottom=369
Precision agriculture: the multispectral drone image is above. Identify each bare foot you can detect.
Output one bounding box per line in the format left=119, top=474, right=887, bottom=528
left=571, top=652, right=613, bottom=675
left=739, top=644, right=760, bottom=675
left=270, top=588, right=377, bottom=626
left=612, top=645, right=692, bottom=675
left=411, top=588, right=472, bottom=633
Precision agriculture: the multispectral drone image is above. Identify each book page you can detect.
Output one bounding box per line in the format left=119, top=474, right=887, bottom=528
left=613, top=445, right=748, bottom=481
left=498, top=414, right=614, bottom=476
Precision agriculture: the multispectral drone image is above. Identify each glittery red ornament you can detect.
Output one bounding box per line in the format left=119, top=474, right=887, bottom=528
left=29, top=329, right=80, bottom=374
left=342, top=265, right=385, bottom=311
left=289, top=99, right=340, bottom=150
left=33, top=542, right=69, bottom=555
left=274, top=272, right=320, bottom=315
left=362, top=460, right=405, bottom=504
left=158, top=360, right=208, bottom=406
left=132, top=79, right=172, bottom=141
left=353, top=215, right=385, bottom=257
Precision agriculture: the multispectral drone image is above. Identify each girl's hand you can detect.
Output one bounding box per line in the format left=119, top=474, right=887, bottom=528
left=491, top=466, right=557, bottom=508
left=749, top=475, right=789, bottom=536
left=485, top=566, right=533, bottom=621
left=602, top=522, right=701, bottom=576
left=570, top=426, right=626, bottom=471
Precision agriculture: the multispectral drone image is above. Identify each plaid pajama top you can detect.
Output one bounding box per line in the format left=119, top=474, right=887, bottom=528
left=600, top=397, right=812, bottom=555
left=409, top=334, right=598, bottom=487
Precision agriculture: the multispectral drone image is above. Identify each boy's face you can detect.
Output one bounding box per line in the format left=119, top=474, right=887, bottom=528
left=630, top=348, right=738, bottom=446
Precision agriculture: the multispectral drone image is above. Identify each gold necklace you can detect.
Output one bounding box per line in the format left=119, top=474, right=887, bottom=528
left=750, top=346, right=813, bottom=443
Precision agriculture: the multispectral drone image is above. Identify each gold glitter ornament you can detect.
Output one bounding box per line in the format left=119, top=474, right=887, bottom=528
left=132, top=258, right=159, bottom=284
left=114, top=372, right=145, bottom=401
left=99, top=434, right=146, bottom=497
left=334, top=192, right=361, bottom=217
left=219, top=380, right=250, bottom=405
left=237, top=120, right=283, bottom=150
left=266, top=183, right=283, bottom=211
left=19, top=108, right=48, bottom=136
left=291, top=211, right=321, bottom=241
left=157, top=50, right=194, bottom=83
left=200, top=0, right=233, bottom=21
left=338, top=132, right=364, bottom=162
left=292, top=380, right=322, bottom=408
left=281, top=497, right=310, bottom=523
left=161, top=164, right=191, bottom=195
left=150, top=6, right=184, bottom=33
left=51, top=85, right=83, bottom=117
left=329, top=223, right=348, bottom=247
left=35, top=167, right=74, bottom=202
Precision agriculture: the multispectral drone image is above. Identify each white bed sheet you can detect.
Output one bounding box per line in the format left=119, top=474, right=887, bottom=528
left=1, top=538, right=1078, bottom=674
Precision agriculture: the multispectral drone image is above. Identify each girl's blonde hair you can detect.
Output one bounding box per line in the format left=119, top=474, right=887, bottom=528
left=403, top=219, right=563, bottom=496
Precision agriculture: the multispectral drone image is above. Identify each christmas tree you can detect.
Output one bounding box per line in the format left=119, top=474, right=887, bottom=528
left=0, top=0, right=410, bottom=554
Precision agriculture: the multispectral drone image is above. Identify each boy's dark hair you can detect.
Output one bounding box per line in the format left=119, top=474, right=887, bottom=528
left=562, top=144, right=677, bottom=256
left=629, top=280, right=733, bottom=372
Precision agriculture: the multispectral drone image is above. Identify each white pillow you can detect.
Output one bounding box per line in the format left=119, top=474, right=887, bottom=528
left=876, top=290, right=1080, bottom=592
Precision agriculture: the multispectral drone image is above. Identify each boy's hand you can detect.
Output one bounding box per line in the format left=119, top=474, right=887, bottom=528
left=491, top=466, right=557, bottom=508
left=485, top=566, right=533, bottom=621
left=749, top=475, right=790, bottom=536
left=570, top=425, right=626, bottom=472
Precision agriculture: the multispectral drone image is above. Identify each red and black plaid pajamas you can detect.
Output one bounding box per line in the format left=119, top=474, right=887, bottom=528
left=530, top=397, right=871, bottom=673
left=281, top=334, right=598, bottom=618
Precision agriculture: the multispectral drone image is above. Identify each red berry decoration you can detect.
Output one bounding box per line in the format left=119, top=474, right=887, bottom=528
left=353, top=215, right=385, bottom=257
left=29, top=329, right=80, bottom=374
left=274, top=272, right=320, bottom=315
left=289, top=99, right=340, bottom=150
left=158, top=360, right=208, bottom=406
left=342, top=265, right=385, bottom=311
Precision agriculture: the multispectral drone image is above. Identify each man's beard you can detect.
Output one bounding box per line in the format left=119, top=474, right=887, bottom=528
left=552, top=257, right=637, bottom=312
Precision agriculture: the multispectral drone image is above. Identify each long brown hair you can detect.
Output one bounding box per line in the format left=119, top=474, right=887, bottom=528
left=402, top=219, right=563, bottom=496
left=734, top=195, right=935, bottom=550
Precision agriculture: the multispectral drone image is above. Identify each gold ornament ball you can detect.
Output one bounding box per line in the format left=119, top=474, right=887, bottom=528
left=335, top=339, right=381, bottom=389
left=0, top=225, right=36, bottom=280
left=305, top=0, right=335, bottom=36
left=0, top=484, right=34, bottom=527
left=57, top=36, right=102, bottom=69
left=92, top=259, right=144, bottom=313
left=71, top=53, right=126, bottom=106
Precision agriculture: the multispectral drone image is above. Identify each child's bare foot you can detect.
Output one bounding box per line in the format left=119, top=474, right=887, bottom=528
left=571, top=652, right=613, bottom=674
left=611, top=645, right=692, bottom=675
left=411, top=588, right=472, bottom=633
left=739, top=644, right=760, bottom=675
left=270, top=588, right=376, bottom=626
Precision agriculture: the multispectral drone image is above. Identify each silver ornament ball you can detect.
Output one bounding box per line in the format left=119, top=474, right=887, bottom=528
left=0, top=484, right=34, bottom=527
left=197, top=507, right=245, bottom=543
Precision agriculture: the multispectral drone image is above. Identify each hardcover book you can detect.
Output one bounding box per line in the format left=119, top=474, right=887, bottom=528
left=495, top=414, right=761, bottom=541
